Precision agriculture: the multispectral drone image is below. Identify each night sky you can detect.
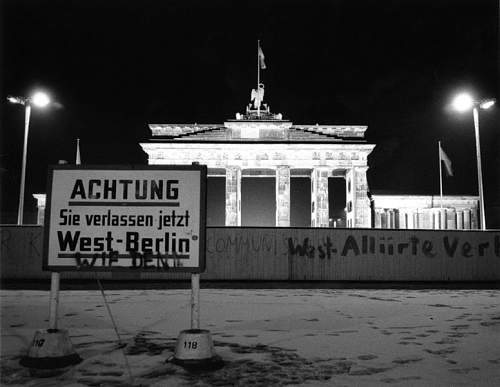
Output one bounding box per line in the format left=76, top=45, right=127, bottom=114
left=1, top=0, right=499, bottom=226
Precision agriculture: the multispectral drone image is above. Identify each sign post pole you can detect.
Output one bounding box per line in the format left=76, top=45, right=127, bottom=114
left=48, top=272, right=60, bottom=330
left=20, top=271, right=82, bottom=369
left=191, top=273, right=200, bottom=329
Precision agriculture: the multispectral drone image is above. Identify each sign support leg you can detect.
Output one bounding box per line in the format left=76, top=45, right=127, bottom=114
left=20, top=271, right=82, bottom=369
left=173, top=273, right=222, bottom=369
left=48, top=272, right=60, bottom=330
left=191, top=273, right=200, bottom=329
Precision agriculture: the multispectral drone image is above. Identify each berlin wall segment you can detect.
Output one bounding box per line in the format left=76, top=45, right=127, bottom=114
left=43, top=165, right=207, bottom=273
left=206, top=228, right=500, bottom=260
left=1, top=226, right=500, bottom=280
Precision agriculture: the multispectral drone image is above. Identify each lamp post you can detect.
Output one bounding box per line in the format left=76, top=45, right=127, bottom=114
left=451, top=93, right=496, bottom=230
left=7, top=92, right=50, bottom=225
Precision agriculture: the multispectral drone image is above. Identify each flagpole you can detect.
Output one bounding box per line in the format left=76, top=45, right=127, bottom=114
left=76, top=138, right=81, bottom=165
left=257, top=40, right=260, bottom=117
left=438, top=141, right=443, bottom=209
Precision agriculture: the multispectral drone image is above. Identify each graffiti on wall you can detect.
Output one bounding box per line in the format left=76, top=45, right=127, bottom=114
left=0, top=228, right=43, bottom=257
left=204, top=228, right=500, bottom=262
left=287, top=234, right=500, bottom=259
left=207, top=232, right=286, bottom=255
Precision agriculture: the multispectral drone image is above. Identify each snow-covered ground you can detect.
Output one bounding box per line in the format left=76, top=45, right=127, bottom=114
left=1, top=287, right=499, bottom=386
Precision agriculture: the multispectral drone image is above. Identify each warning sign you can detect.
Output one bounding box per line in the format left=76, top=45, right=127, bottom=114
left=43, top=165, right=207, bottom=272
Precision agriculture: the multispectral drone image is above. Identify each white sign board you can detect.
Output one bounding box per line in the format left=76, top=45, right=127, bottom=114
left=43, top=165, right=207, bottom=272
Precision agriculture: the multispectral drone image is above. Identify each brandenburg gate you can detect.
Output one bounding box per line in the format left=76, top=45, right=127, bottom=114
left=140, top=91, right=375, bottom=228
left=31, top=88, right=478, bottom=230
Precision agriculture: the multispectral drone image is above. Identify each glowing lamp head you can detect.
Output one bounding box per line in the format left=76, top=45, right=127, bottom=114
left=452, top=93, right=474, bottom=112
left=7, top=95, right=24, bottom=105
left=31, top=91, right=50, bottom=107
left=480, top=99, right=495, bottom=110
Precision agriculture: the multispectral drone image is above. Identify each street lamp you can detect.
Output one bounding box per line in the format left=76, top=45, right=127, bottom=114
left=7, top=91, right=51, bottom=225
left=451, top=92, right=496, bottom=230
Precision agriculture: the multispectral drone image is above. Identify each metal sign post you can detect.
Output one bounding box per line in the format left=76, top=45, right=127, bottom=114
left=20, top=268, right=82, bottom=369
left=191, top=273, right=200, bottom=329
left=174, top=269, right=222, bottom=369
left=48, top=272, right=60, bottom=330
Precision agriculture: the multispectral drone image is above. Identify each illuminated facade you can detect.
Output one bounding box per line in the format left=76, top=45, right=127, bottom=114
left=371, top=194, right=479, bottom=230
left=32, top=94, right=480, bottom=230
left=140, top=102, right=374, bottom=228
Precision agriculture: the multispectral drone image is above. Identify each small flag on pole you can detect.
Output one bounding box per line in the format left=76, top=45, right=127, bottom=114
left=76, top=138, right=81, bottom=165
left=439, top=143, right=453, bottom=177
left=258, top=44, right=266, bottom=69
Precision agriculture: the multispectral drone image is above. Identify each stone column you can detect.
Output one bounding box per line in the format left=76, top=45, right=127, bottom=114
left=225, top=166, right=241, bottom=226
left=432, top=209, right=439, bottom=229
left=463, top=209, right=471, bottom=230
left=398, top=211, right=407, bottom=229
left=374, top=211, right=382, bottom=228
left=471, top=208, right=479, bottom=229
left=381, top=210, right=387, bottom=228
left=406, top=211, right=412, bottom=229
left=456, top=210, right=463, bottom=229
left=414, top=211, right=420, bottom=229
left=447, top=208, right=457, bottom=229
left=389, top=209, right=398, bottom=228
left=346, top=167, right=371, bottom=228
left=394, top=209, right=400, bottom=229
left=311, top=168, right=329, bottom=227
left=439, top=208, right=446, bottom=230
left=407, top=210, right=415, bottom=229
left=275, top=166, right=291, bottom=227
left=33, top=194, right=46, bottom=225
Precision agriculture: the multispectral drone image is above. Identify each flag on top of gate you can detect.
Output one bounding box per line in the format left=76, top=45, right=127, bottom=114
left=258, top=43, right=266, bottom=69
left=439, top=142, right=453, bottom=177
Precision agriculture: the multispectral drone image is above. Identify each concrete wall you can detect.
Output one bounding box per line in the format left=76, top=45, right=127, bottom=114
left=1, top=225, right=499, bottom=281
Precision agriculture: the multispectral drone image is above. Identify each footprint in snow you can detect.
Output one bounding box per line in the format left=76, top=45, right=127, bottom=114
left=358, top=354, right=378, bottom=360
left=450, top=324, right=469, bottom=330
left=449, top=367, right=480, bottom=374
left=424, top=347, right=456, bottom=356
left=480, top=321, right=500, bottom=327
left=435, top=337, right=458, bottom=345
left=349, top=366, right=391, bottom=376
left=392, top=356, right=423, bottom=364
left=381, top=376, right=422, bottom=383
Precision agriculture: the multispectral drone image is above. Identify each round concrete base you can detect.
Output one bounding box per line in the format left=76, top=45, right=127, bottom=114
left=172, top=329, right=223, bottom=370
left=20, top=329, right=82, bottom=369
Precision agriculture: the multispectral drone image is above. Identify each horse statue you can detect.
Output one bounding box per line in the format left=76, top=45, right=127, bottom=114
left=251, top=83, right=265, bottom=110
